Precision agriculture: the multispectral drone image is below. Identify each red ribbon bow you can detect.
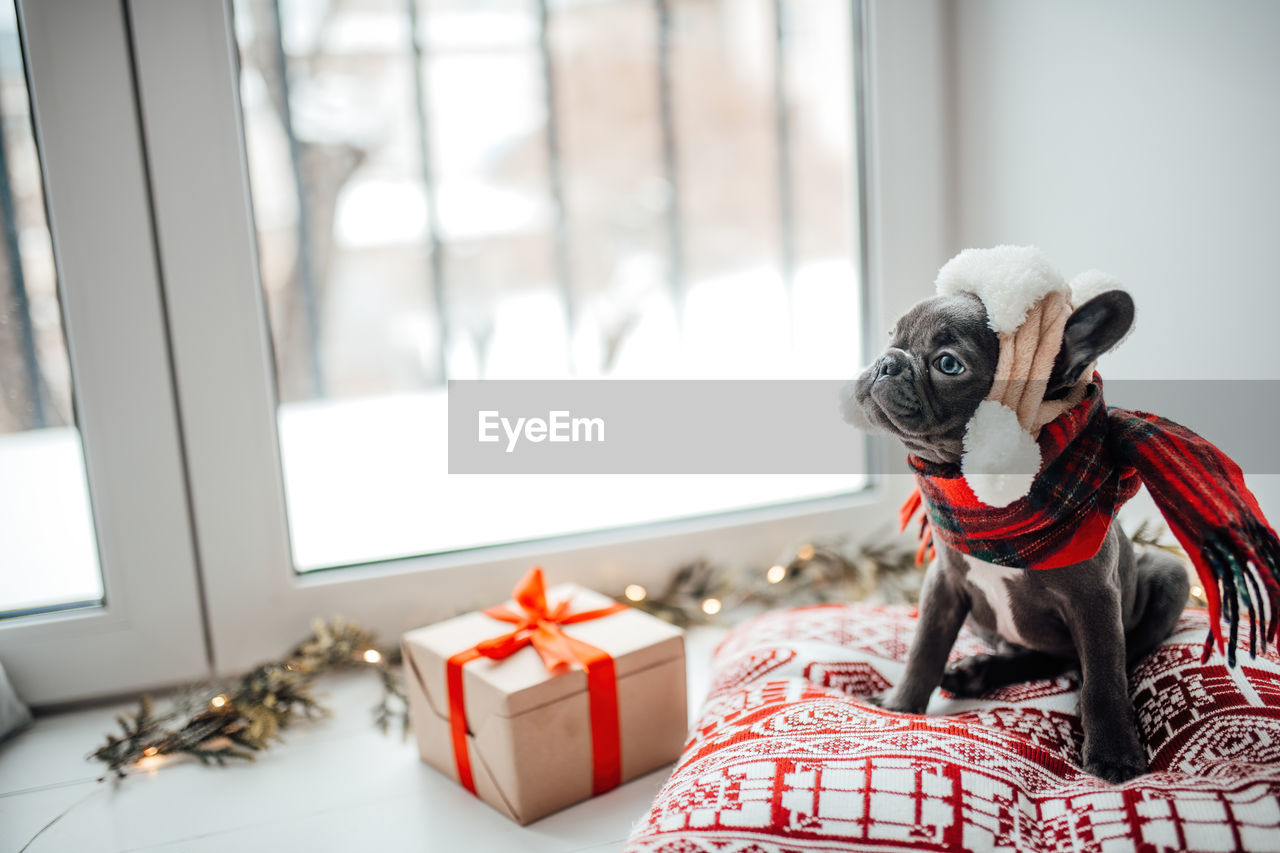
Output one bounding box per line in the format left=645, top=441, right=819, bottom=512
left=446, top=567, right=627, bottom=797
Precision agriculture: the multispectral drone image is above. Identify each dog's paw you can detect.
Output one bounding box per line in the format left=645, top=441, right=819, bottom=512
left=867, top=690, right=926, bottom=714
left=940, top=654, right=993, bottom=697
left=1083, top=739, right=1148, bottom=784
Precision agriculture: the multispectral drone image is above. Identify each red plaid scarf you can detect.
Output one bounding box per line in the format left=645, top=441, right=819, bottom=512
left=903, top=375, right=1280, bottom=666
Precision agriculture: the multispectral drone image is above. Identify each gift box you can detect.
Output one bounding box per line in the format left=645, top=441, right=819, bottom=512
left=402, top=568, right=687, bottom=825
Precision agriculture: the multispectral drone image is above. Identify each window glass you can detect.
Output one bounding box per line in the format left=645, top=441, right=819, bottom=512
left=234, top=0, right=864, bottom=571
left=0, top=1, right=102, bottom=616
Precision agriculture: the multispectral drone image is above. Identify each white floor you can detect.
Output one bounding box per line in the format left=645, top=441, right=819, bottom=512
left=0, top=628, right=727, bottom=853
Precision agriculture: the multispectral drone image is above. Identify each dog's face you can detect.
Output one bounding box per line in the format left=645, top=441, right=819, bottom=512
left=845, top=292, right=998, bottom=464
left=843, top=287, right=1135, bottom=464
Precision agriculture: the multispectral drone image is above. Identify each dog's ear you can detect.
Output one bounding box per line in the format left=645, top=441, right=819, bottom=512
left=1047, top=290, right=1134, bottom=397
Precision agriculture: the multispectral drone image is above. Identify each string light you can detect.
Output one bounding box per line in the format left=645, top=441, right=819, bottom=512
left=701, top=597, right=722, bottom=615
left=796, top=544, right=815, bottom=561
left=143, top=747, right=159, bottom=757
left=766, top=565, right=786, bottom=584
left=1191, top=586, right=1205, bottom=600
left=210, top=694, right=228, bottom=708
left=624, top=584, right=647, bottom=602
left=363, top=649, right=382, bottom=664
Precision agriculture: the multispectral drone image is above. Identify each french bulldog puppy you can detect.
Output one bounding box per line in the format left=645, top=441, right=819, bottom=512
left=846, top=290, right=1189, bottom=783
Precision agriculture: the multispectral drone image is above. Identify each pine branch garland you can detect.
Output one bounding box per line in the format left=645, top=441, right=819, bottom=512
left=90, top=618, right=406, bottom=779
left=372, top=661, right=410, bottom=739
left=1129, top=518, right=1187, bottom=559
left=619, top=534, right=926, bottom=627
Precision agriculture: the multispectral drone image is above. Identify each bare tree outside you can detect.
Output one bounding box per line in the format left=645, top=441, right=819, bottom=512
left=0, top=9, right=71, bottom=437
left=235, top=0, right=861, bottom=404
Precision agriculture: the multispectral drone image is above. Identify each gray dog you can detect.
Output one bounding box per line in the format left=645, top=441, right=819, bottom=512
left=847, top=289, right=1189, bottom=783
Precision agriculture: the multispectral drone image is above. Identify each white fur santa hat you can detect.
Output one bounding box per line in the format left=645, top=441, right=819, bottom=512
left=935, top=246, right=1129, bottom=507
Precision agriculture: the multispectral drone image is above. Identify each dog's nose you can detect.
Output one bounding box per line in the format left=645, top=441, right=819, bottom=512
left=878, top=352, right=905, bottom=378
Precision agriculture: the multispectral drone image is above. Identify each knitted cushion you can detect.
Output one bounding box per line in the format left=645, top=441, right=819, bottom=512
left=626, top=604, right=1280, bottom=852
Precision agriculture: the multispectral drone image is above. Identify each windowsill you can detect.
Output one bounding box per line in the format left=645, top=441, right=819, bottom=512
left=0, top=624, right=729, bottom=852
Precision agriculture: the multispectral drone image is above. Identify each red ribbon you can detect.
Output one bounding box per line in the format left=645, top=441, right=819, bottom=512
left=446, top=567, right=627, bottom=797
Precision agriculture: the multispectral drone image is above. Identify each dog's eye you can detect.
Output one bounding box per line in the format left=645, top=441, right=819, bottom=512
left=934, top=354, right=964, bottom=376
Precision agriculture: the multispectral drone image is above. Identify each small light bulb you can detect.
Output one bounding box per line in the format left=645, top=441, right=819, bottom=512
left=701, top=597, right=722, bottom=616
left=143, top=747, right=159, bottom=758
left=210, top=694, right=228, bottom=708
left=624, top=584, right=647, bottom=602
left=363, top=649, right=382, bottom=664
left=1191, top=586, right=1204, bottom=600
left=766, top=565, right=786, bottom=584
left=797, top=544, right=815, bottom=561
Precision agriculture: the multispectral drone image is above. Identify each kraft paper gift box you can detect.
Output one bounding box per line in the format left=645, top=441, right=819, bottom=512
left=401, top=569, right=687, bottom=825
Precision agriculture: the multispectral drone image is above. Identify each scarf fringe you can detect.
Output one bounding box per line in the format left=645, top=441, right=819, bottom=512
left=1176, top=522, right=1280, bottom=666
left=1111, top=407, right=1280, bottom=668
left=899, top=491, right=936, bottom=567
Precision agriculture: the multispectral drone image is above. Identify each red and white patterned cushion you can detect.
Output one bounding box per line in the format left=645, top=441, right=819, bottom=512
left=626, top=604, right=1280, bottom=852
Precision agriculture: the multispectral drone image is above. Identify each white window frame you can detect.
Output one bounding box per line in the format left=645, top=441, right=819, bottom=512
left=0, top=0, right=208, bottom=705
left=127, top=0, right=953, bottom=676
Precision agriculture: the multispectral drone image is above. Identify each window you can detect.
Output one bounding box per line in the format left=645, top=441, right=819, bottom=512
left=228, top=0, right=868, bottom=571
left=0, top=0, right=207, bottom=704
